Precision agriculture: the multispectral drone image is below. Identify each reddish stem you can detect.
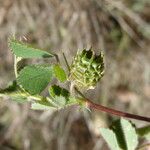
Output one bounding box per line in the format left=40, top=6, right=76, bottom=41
left=86, top=99, right=150, bottom=122
left=75, top=87, right=150, bottom=122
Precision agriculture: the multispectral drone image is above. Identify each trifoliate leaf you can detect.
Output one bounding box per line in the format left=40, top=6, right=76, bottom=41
left=9, top=38, right=54, bottom=58
left=53, top=64, right=67, bottom=82
left=17, top=65, right=54, bottom=95
left=100, top=128, right=120, bottom=150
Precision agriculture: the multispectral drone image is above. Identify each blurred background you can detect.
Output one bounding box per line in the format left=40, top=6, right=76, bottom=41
left=0, top=0, right=150, bottom=149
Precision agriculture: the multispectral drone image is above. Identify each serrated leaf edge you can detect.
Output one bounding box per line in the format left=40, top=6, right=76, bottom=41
left=8, top=38, right=54, bottom=58
left=17, top=65, right=53, bottom=94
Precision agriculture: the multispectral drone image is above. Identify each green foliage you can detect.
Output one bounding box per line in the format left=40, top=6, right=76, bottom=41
left=17, top=65, right=54, bottom=95
left=9, top=38, right=54, bottom=58
left=137, top=125, right=150, bottom=140
left=53, top=64, right=67, bottom=82
left=49, top=85, right=77, bottom=108
left=120, top=119, right=138, bottom=150
left=1, top=38, right=79, bottom=109
left=100, top=118, right=138, bottom=150
left=100, top=128, right=120, bottom=150
left=31, top=97, right=56, bottom=110
left=31, top=102, right=54, bottom=110
left=9, top=93, right=28, bottom=103
left=0, top=91, right=28, bottom=103
left=4, top=38, right=105, bottom=110
left=0, top=81, right=28, bottom=103
left=31, top=85, right=78, bottom=110
left=1, top=38, right=148, bottom=150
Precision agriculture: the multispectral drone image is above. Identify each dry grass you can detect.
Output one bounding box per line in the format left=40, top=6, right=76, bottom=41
left=0, top=0, right=150, bottom=149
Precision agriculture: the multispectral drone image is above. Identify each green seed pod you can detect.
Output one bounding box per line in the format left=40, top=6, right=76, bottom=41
left=69, top=49, right=104, bottom=90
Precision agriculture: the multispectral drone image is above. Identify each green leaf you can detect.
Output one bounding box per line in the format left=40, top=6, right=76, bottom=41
left=31, top=98, right=56, bottom=110
left=120, top=119, right=138, bottom=150
left=49, top=85, right=69, bottom=98
left=9, top=38, right=54, bottom=58
left=100, top=128, right=120, bottom=150
left=49, top=85, right=62, bottom=97
left=49, top=85, right=77, bottom=108
left=0, top=81, right=28, bottom=103
left=10, top=93, right=28, bottom=103
left=53, top=64, right=67, bottom=82
left=49, top=85, right=69, bottom=107
left=146, top=133, right=150, bottom=140
left=31, top=103, right=52, bottom=110
left=0, top=93, right=28, bottom=103
left=111, top=118, right=138, bottom=150
left=137, top=125, right=150, bottom=140
left=101, top=119, right=138, bottom=150
left=17, top=65, right=54, bottom=95
left=111, top=120, right=127, bottom=150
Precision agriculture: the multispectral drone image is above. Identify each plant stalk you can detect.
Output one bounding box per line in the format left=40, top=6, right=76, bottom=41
left=63, top=52, right=150, bottom=122
left=86, top=100, right=150, bottom=122
left=75, top=87, right=150, bottom=122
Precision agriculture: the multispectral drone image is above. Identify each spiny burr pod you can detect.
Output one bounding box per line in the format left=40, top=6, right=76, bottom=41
left=69, top=49, right=104, bottom=90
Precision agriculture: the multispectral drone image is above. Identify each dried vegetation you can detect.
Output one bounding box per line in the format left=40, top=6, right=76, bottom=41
left=0, top=0, right=150, bottom=149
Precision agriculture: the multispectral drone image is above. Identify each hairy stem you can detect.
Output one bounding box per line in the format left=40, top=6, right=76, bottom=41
left=54, top=54, right=60, bottom=64
left=87, top=100, right=150, bottom=122
left=62, top=52, right=70, bottom=72
left=14, top=55, right=18, bottom=78
left=75, top=88, right=150, bottom=122
left=14, top=56, right=22, bottom=78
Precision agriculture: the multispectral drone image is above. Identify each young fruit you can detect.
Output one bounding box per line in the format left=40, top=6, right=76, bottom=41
left=69, top=49, right=104, bottom=90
